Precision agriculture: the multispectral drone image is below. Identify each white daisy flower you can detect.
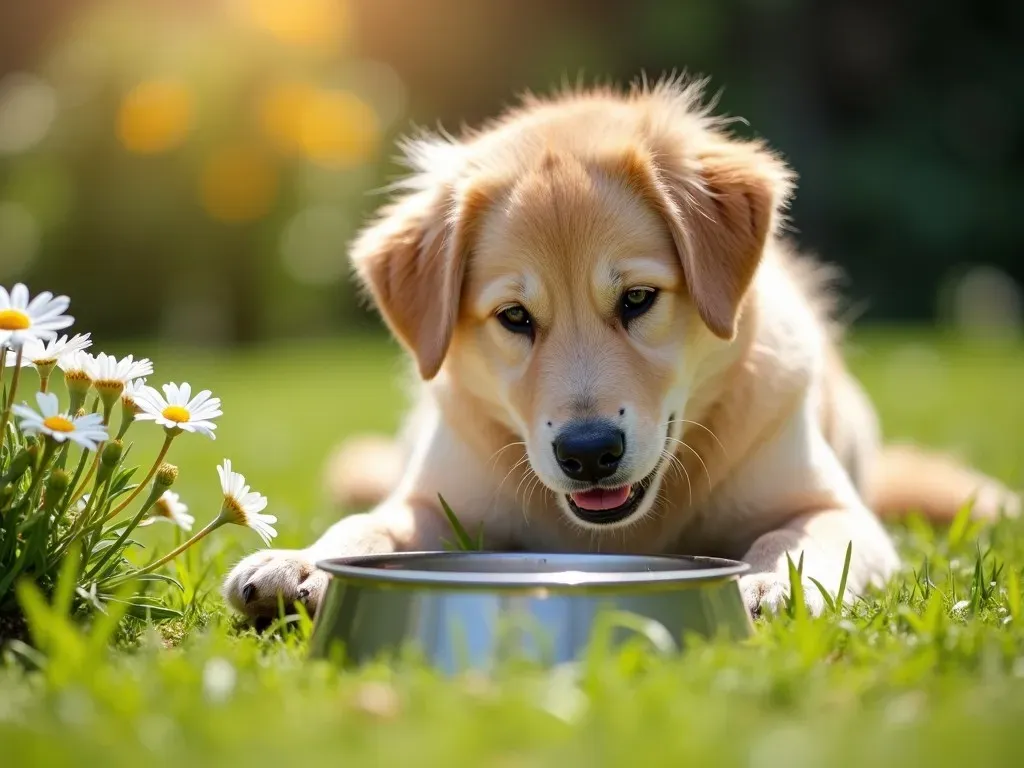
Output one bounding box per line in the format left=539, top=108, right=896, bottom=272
left=87, top=352, right=155, bottom=398
left=4, top=333, right=92, bottom=368
left=216, top=459, right=277, bottom=545
left=121, top=377, right=148, bottom=412
left=0, top=283, right=73, bottom=351
left=134, top=382, right=222, bottom=439
left=141, top=490, right=194, bottom=532
left=12, top=392, right=109, bottom=451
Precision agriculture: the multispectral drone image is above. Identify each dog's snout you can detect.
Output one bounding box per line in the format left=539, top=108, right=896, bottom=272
left=553, top=421, right=625, bottom=482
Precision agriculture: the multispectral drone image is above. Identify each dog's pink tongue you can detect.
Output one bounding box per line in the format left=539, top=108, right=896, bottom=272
left=570, top=486, right=631, bottom=511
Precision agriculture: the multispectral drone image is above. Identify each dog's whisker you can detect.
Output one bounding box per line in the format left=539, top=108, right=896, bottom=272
left=663, top=418, right=728, bottom=457
left=526, top=474, right=546, bottom=510
left=661, top=447, right=692, bottom=507
left=488, top=440, right=527, bottom=469
left=666, top=437, right=713, bottom=494
left=497, top=454, right=531, bottom=498
left=516, top=470, right=534, bottom=506
left=663, top=448, right=687, bottom=485
left=498, top=459, right=529, bottom=492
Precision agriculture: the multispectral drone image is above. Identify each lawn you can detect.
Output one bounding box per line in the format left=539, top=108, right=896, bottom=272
left=2, top=328, right=1023, bottom=767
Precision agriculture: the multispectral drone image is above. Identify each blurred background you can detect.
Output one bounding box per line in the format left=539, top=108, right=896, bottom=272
left=2, top=0, right=1023, bottom=345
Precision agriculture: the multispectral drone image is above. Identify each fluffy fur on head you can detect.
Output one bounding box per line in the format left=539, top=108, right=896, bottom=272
left=348, top=75, right=796, bottom=377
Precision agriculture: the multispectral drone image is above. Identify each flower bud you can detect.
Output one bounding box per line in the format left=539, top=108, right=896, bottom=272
left=101, top=440, right=124, bottom=469
left=155, top=463, right=179, bottom=490
left=45, top=469, right=71, bottom=496
left=96, top=439, right=124, bottom=484
left=43, top=469, right=71, bottom=512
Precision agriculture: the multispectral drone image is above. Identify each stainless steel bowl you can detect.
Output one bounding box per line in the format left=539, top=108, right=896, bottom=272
left=308, top=552, right=752, bottom=672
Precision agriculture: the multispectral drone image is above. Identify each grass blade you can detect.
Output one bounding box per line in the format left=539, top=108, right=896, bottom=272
left=1007, top=568, right=1022, bottom=622
left=835, top=541, right=853, bottom=613
left=808, top=578, right=836, bottom=613
left=947, top=497, right=974, bottom=550
left=786, top=552, right=808, bottom=622
left=438, top=494, right=475, bottom=551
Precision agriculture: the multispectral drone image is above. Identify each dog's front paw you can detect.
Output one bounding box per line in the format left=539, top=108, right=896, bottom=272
left=739, top=573, right=827, bottom=619
left=222, top=549, right=328, bottom=620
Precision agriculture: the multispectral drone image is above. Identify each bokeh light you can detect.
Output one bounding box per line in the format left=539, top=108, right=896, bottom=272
left=943, top=264, right=1023, bottom=340
left=0, top=73, right=57, bottom=155
left=199, top=144, right=279, bottom=223
left=240, top=0, right=349, bottom=51
left=298, top=89, right=379, bottom=169
left=259, top=82, right=381, bottom=168
left=280, top=205, right=353, bottom=285
left=0, top=201, right=40, bottom=278
left=116, top=79, right=194, bottom=155
left=258, top=80, right=318, bottom=156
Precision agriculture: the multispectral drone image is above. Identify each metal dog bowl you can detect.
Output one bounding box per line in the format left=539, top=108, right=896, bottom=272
left=308, top=552, right=752, bottom=672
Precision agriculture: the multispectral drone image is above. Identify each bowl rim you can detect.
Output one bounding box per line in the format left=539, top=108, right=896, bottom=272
left=315, top=551, right=750, bottom=588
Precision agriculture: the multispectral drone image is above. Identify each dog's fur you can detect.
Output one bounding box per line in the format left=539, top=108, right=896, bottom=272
left=224, top=77, right=1020, bottom=619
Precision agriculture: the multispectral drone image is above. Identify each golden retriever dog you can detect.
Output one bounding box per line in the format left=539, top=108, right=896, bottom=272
left=224, top=77, right=1020, bottom=619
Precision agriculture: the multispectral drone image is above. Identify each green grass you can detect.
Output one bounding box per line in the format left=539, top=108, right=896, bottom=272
left=2, top=328, right=1024, bottom=767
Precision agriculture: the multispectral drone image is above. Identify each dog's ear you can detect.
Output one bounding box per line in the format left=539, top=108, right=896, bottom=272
left=350, top=183, right=489, bottom=379
left=612, top=140, right=793, bottom=340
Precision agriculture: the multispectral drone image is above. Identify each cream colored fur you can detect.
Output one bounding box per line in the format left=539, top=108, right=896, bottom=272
left=223, top=78, right=1020, bottom=620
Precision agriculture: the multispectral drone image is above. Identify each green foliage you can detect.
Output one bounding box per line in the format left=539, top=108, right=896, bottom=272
left=0, top=391, right=176, bottom=628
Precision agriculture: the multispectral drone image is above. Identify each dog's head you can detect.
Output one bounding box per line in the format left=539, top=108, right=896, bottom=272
left=350, top=80, right=793, bottom=529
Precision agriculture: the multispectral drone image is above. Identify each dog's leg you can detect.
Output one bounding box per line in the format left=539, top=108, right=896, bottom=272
left=739, top=506, right=897, bottom=616
left=223, top=403, right=512, bottom=619
left=718, top=394, right=901, bottom=617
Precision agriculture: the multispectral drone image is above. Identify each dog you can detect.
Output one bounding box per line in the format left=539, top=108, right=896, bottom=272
left=224, top=76, right=1020, bottom=620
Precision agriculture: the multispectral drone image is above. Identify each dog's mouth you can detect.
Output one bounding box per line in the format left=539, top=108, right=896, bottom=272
left=565, top=462, right=662, bottom=526
left=557, top=413, right=675, bottom=527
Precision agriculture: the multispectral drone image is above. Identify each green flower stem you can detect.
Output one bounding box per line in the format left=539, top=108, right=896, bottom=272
left=81, top=468, right=120, bottom=566
left=103, top=516, right=227, bottom=588
left=36, top=362, right=55, bottom=394
left=104, top=432, right=175, bottom=521
left=59, top=447, right=92, bottom=515
left=20, top=439, right=58, bottom=512
left=67, top=387, right=87, bottom=416
left=0, top=440, right=59, bottom=598
left=85, top=483, right=163, bottom=580
left=115, top=403, right=135, bottom=440
left=0, top=346, right=24, bottom=447
left=49, top=462, right=112, bottom=567
left=68, top=452, right=101, bottom=506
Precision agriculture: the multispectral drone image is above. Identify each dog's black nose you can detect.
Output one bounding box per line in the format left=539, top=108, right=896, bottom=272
left=553, top=421, right=625, bottom=482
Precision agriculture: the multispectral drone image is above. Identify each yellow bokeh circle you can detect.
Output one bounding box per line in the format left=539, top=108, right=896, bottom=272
left=199, top=145, right=279, bottom=223
left=116, top=80, right=193, bottom=155
left=258, top=83, right=380, bottom=168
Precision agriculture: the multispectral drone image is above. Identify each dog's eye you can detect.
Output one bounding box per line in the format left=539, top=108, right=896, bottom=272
left=497, top=304, right=533, bottom=335
left=621, top=287, right=657, bottom=323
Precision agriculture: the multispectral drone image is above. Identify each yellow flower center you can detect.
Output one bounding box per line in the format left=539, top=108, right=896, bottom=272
left=162, top=405, right=191, bottom=423
left=42, top=415, right=76, bottom=433
left=0, top=309, right=31, bottom=331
